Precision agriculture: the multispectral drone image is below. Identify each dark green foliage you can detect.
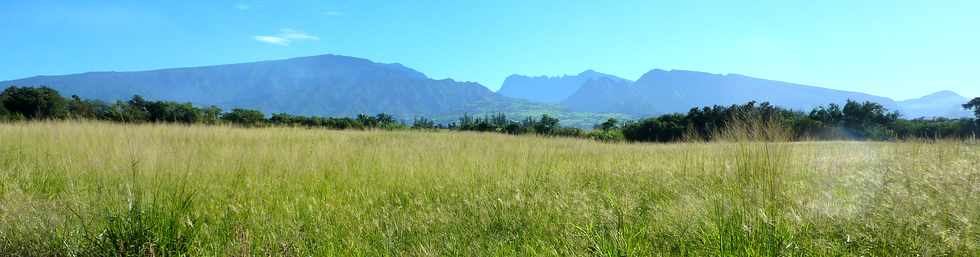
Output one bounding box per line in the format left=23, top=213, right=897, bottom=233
left=270, top=112, right=406, bottom=130
left=623, top=114, right=688, bottom=142
left=354, top=113, right=405, bottom=129
left=200, top=106, right=222, bottom=125
left=411, top=117, right=439, bottom=130
left=549, top=127, right=584, bottom=137
left=587, top=118, right=624, bottom=141
left=67, top=95, right=111, bottom=120
left=618, top=100, right=977, bottom=142
left=893, top=118, right=979, bottom=139
left=842, top=101, right=894, bottom=128
left=595, top=118, right=619, bottom=131
left=220, top=109, right=266, bottom=127
left=0, top=99, right=8, bottom=120
left=965, top=97, right=980, bottom=119
left=1, top=86, right=977, bottom=142
left=799, top=100, right=900, bottom=140
left=586, top=129, right=624, bottom=142
left=623, top=102, right=797, bottom=142
left=681, top=101, right=793, bottom=141
left=448, top=113, right=581, bottom=137
left=0, top=86, right=68, bottom=120
left=99, top=95, right=152, bottom=123
left=533, top=114, right=560, bottom=134
left=145, top=101, right=203, bottom=124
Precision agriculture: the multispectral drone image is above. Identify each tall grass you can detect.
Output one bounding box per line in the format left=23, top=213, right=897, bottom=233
left=0, top=121, right=977, bottom=256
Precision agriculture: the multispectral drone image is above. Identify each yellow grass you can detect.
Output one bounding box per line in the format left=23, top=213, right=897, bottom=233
left=0, top=121, right=978, bottom=256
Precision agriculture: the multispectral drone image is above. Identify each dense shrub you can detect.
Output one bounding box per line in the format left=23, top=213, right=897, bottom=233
left=0, top=86, right=67, bottom=120
left=618, top=100, right=977, bottom=142
left=220, top=109, right=266, bottom=127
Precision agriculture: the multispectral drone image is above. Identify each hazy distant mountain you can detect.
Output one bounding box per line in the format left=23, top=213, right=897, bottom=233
left=561, top=77, right=649, bottom=114
left=896, top=90, right=972, bottom=118
left=0, top=54, right=511, bottom=117
left=2, top=53, right=971, bottom=122
left=497, top=70, right=631, bottom=103
left=562, top=69, right=898, bottom=115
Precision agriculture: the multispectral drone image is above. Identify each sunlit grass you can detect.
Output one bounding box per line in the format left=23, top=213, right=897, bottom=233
left=0, top=121, right=977, bottom=256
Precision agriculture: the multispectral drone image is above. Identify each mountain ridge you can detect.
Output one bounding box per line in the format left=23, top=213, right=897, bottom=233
left=1, top=53, right=973, bottom=121
left=497, top=70, right=631, bottom=103
left=514, top=69, right=970, bottom=118
left=0, top=54, right=502, bottom=117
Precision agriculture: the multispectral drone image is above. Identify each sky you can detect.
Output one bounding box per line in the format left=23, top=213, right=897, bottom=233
left=1, top=0, right=978, bottom=100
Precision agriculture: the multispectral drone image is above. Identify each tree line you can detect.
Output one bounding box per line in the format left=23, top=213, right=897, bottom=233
left=610, top=100, right=980, bottom=142
left=0, top=86, right=404, bottom=129
left=2, top=86, right=978, bottom=142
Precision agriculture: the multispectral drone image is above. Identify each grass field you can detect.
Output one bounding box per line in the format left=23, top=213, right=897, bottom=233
left=0, top=122, right=978, bottom=256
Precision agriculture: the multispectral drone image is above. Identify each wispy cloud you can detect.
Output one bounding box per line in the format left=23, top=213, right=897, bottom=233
left=234, top=3, right=251, bottom=10
left=252, top=36, right=288, bottom=45
left=253, top=29, right=320, bottom=46
left=324, top=10, right=343, bottom=16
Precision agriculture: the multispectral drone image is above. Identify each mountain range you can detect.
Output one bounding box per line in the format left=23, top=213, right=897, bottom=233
left=497, top=70, right=632, bottom=104
left=1, top=54, right=973, bottom=126
left=1, top=54, right=516, bottom=117
left=502, top=69, right=972, bottom=119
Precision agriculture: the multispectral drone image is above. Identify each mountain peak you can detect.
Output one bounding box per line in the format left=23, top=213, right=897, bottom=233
left=921, top=90, right=963, bottom=99
left=289, top=54, right=428, bottom=79
left=0, top=54, right=498, bottom=117
left=498, top=70, right=631, bottom=103
left=578, top=69, right=600, bottom=76
left=897, top=90, right=971, bottom=118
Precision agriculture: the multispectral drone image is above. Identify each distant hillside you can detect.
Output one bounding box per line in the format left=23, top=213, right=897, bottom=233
left=3, top=53, right=971, bottom=124
left=566, top=70, right=897, bottom=115
left=497, top=70, right=630, bottom=103
left=0, top=54, right=508, bottom=117
left=896, top=90, right=973, bottom=118
left=513, top=69, right=971, bottom=118
left=561, top=77, right=647, bottom=114
left=431, top=97, right=636, bottom=129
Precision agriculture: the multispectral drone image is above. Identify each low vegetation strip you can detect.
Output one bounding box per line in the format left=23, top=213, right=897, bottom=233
left=2, top=86, right=979, bottom=143
left=1, top=122, right=977, bottom=256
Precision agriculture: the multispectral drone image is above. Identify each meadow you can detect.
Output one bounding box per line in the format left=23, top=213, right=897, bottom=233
left=0, top=122, right=977, bottom=256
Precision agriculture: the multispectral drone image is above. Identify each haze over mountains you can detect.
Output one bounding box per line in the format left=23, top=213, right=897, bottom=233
left=497, top=70, right=632, bottom=104
left=1, top=54, right=972, bottom=123
left=502, top=69, right=972, bottom=119
left=1, top=55, right=516, bottom=117
left=896, top=90, right=973, bottom=118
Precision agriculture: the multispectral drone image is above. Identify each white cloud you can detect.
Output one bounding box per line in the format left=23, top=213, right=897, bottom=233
left=279, top=29, right=319, bottom=40
left=234, top=3, right=250, bottom=10
left=253, top=29, right=319, bottom=46
left=252, top=36, right=289, bottom=46
left=324, top=10, right=343, bottom=16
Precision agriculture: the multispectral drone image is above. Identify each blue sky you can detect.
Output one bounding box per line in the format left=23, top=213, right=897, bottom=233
left=1, top=0, right=977, bottom=100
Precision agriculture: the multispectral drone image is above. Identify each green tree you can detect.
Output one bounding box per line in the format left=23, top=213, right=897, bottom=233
left=534, top=114, right=560, bottom=135
left=118, top=96, right=204, bottom=124
left=847, top=100, right=898, bottom=138
left=0, top=86, right=68, bottom=120
left=596, top=117, right=619, bottom=131
left=221, top=108, right=266, bottom=127
left=270, top=113, right=296, bottom=126
left=356, top=114, right=377, bottom=128
left=67, top=95, right=111, bottom=119
left=622, top=114, right=687, bottom=142
left=964, top=97, right=980, bottom=119
left=374, top=113, right=402, bottom=129
left=0, top=98, right=8, bottom=119
left=106, top=95, right=152, bottom=122
left=201, top=106, right=223, bottom=125
left=412, top=117, right=437, bottom=130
